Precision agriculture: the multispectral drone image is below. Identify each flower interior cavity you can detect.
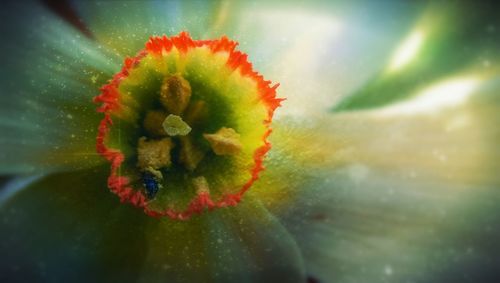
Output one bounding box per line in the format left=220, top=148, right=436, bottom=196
left=94, top=32, right=282, bottom=220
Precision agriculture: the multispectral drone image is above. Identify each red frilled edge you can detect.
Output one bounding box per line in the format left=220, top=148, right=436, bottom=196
left=94, top=32, right=283, bottom=220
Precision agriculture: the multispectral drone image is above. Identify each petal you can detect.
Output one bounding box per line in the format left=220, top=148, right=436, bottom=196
left=0, top=168, right=149, bottom=282
left=0, top=2, right=122, bottom=174
left=267, top=81, right=500, bottom=282
left=233, top=2, right=421, bottom=118
left=279, top=169, right=500, bottom=283
left=137, top=198, right=305, bottom=283
left=0, top=168, right=305, bottom=282
left=71, top=1, right=228, bottom=57
left=332, top=2, right=500, bottom=112
left=248, top=118, right=346, bottom=212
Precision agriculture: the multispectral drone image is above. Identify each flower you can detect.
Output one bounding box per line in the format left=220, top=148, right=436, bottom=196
left=1, top=1, right=499, bottom=283
left=94, top=32, right=282, bottom=219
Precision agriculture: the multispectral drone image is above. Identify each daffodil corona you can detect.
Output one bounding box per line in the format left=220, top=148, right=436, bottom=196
left=94, top=32, right=282, bottom=220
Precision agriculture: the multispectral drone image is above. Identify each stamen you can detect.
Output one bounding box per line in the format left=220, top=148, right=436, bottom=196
left=162, top=114, right=192, bottom=136
left=184, top=100, right=208, bottom=125
left=160, top=74, right=192, bottom=115
left=192, top=176, right=209, bottom=194
left=179, top=136, right=205, bottom=171
left=143, top=110, right=168, bottom=137
left=203, top=127, right=243, bottom=155
left=145, top=166, right=163, bottom=180
left=137, top=137, right=174, bottom=170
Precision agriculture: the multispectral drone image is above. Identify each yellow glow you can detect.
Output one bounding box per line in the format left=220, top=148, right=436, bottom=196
left=388, top=30, right=424, bottom=71
left=373, top=76, right=481, bottom=117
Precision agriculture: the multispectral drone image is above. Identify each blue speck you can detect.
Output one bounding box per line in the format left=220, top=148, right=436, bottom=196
left=143, top=172, right=159, bottom=199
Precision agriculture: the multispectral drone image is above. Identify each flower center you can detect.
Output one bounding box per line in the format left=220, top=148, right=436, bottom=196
left=137, top=74, right=243, bottom=198
left=94, top=32, right=282, bottom=220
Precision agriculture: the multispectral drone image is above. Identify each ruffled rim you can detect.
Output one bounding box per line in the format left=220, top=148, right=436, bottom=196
left=93, top=32, right=282, bottom=220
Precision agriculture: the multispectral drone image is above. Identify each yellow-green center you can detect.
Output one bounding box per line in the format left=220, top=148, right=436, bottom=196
left=137, top=74, right=242, bottom=199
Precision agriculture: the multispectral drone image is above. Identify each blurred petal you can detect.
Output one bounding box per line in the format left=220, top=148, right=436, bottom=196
left=0, top=1, right=122, bottom=174
left=72, top=0, right=230, bottom=57
left=333, top=2, right=500, bottom=111
left=0, top=175, right=44, bottom=206
left=0, top=168, right=305, bottom=282
left=229, top=1, right=423, bottom=118
left=266, top=77, right=500, bottom=282
left=280, top=167, right=500, bottom=283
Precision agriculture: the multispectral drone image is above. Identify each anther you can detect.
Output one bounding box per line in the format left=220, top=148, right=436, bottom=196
left=144, top=166, right=163, bottom=180
left=160, top=74, right=192, bottom=115
left=184, top=100, right=208, bottom=125
left=143, top=110, right=168, bottom=137
left=203, top=127, right=243, bottom=155
left=192, top=176, right=209, bottom=194
left=179, top=136, right=205, bottom=171
left=137, top=137, right=174, bottom=170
